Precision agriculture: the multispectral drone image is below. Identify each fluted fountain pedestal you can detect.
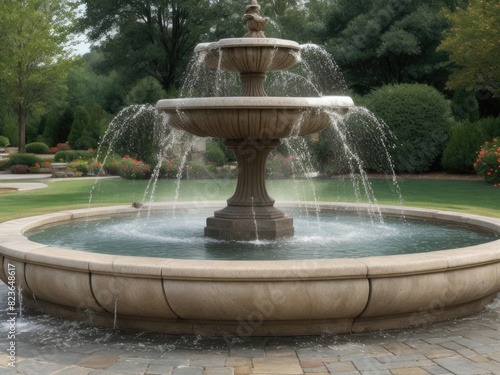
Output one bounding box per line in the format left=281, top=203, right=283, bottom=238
left=205, top=139, right=293, bottom=240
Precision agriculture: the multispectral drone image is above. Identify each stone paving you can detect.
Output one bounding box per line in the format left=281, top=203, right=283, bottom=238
left=1, top=281, right=499, bottom=375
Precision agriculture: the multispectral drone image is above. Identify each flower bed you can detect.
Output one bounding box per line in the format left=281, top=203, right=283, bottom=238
left=474, top=137, right=500, bottom=186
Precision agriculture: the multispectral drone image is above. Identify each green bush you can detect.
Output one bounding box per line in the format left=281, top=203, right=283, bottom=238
left=478, top=116, right=500, bottom=139
left=68, top=106, right=102, bottom=150
left=363, top=84, right=453, bottom=173
left=54, top=150, right=94, bottom=162
left=442, top=117, right=500, bottom=173
left=25, top=142, right=49, bottom=154
left=441, top=121, right=486, bottom=173
left=68, top=160, right=89, bottom=174
left=0, top=135, right=10, bottom=147
left=474, top=137, right=500, bottom=185
left=7, top=153, right=42, bottom=168
left=205, top=141, right=227, bottom=167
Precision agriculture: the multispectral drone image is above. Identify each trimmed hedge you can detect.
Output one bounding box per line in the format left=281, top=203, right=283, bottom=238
left=26, top=142, right=49, bottom=154
left=7, top=153, right=42, bottom=168
left=54, top=150, right=94, bottom=162
left=363, top=84, right=453, bottom=173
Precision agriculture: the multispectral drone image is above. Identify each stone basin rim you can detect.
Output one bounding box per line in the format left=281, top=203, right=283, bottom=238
left=156, top=96, right=355, bottom=111
left=195, top=37, right=301, bottom=53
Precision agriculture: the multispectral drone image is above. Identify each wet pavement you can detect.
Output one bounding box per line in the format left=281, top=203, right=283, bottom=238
left=1, top=281, right=499, bottom=375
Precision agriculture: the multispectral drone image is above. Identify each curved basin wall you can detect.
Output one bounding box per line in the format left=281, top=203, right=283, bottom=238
left=1, top=203, right=499, bottom=335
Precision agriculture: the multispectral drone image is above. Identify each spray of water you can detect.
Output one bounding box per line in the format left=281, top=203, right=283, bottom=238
left=89, top=42, right=402, bottom=230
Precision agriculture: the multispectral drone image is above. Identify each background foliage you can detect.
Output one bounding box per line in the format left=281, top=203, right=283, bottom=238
left=0, top=0, right=498, bottom=181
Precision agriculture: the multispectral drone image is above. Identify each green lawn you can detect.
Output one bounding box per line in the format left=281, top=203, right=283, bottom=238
left=0, top=176, right=499, bottom=222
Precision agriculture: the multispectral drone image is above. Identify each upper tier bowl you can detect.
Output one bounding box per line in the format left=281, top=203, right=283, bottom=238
left=196, top=38, right=301, bottom=73
left=156, top=96, right=354, bottom=139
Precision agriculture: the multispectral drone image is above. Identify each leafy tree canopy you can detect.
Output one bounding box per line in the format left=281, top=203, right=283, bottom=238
left=324, top=0, right=468, bottom=94
left=438, top=0, right=500, bottom=98
left=0, top=0, right=77, bottom=152
left=78, top=0, right=231, bottom=93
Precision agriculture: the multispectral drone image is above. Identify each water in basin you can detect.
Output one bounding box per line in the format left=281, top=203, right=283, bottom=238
left=27, top=209, right=497, bottom=260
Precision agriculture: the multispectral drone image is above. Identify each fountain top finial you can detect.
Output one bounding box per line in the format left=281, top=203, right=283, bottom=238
left=243, top=0, right=270, bottom=38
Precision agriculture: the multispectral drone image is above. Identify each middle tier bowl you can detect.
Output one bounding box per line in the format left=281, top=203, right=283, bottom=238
left=156, top=96, right=354, bottom=139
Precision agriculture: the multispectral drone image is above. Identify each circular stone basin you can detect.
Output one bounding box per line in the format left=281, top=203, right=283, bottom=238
left=1, top=202, right=499, bottom=336
left=196, top=38, right=301, bottom=73
left=156, top=96, right=354, bottom=138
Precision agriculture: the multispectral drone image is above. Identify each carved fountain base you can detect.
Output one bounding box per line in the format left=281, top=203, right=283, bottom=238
left=204, top=138, right=294, bottom=240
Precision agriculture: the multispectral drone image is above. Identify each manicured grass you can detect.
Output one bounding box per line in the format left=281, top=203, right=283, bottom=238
left=0, top=176, right=499, bottom=223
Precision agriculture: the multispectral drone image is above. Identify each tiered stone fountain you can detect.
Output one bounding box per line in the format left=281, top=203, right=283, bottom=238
left=0, top=0, right=499, bottom=336
left=156, top=0, right=353, bottom=240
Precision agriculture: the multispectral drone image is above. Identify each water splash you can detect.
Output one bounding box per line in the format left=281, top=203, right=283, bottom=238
left=267, top=44, right=347, bottom=97
left=180, top=48, right=240, bottom=98
left=251, top=196, right=260, bottom=242
left=87, top=104, right=196, bottom=216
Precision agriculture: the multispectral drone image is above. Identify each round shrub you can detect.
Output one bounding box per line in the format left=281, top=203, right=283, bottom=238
left=364, top=84, right=453, bottom=173
left=205, top=141, right=227, bottom=167
left=7, top=153, right=42, bottom=168
left=0, top=135, right=10, bottom=148
left=474, top=137, right=500, bottom=185
left=25, top=142, right=49, bottom=154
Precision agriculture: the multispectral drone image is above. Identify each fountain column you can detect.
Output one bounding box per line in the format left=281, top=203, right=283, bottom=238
left=205, top=138, right=294, bottom=240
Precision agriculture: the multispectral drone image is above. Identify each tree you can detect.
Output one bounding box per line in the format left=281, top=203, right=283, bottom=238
left=40, top=108, right=74, bottom=146
left=125, top=77, right=170, bottom=105
left=0, top=0, right=77, bottom=153
left=78, top=0, right=219, bottom=93
left=324, top=0, right=468, bottom=94
left=438, top=0, right=500, bottom=99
